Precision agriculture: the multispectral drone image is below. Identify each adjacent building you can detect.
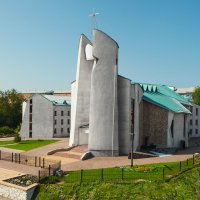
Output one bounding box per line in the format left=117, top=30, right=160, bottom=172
left=20, top=94, right=71, bottom=139
left=177, top=87, right=200, bottom=138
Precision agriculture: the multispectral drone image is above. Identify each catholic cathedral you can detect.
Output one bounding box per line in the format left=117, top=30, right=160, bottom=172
left=69, top=29, right=191, bottom=156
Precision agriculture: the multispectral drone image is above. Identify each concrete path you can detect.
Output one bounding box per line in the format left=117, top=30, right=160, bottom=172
left=0, top=160, right=39, bottom=176
left=62, top=154, right=193, bottom=171
left=21, top=138, right=69, bottom=157
left=0, top=167, right=24, bottom=181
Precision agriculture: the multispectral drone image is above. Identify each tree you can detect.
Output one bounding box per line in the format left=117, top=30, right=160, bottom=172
left=192, top=86, right=200, bottom=106
left=0, top=89, right=25, bottom=128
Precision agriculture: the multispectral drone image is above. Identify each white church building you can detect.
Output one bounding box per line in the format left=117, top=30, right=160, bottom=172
left=69, top=29, right=191, bottom=156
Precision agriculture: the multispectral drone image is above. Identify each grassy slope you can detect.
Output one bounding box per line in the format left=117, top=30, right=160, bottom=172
left=0, top=140, right=59, bottom=151
left=35, top=167, right=200, bottom=200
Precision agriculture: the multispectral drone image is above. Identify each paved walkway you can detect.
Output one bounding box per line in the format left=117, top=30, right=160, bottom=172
left=21, top=138, right=69, bottom=157
left=0, top=167, right=24, bottom=181
left=62, top=154, right=193, bottom=171
left=0, top=160, right=39, bottom=176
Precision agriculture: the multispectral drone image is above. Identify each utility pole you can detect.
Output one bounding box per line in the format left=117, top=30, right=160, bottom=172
left=131, top=133, right=134, bottom=167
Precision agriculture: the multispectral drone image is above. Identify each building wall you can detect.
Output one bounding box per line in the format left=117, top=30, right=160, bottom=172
left=173, top=113, right=188, bottom=147
left=69, top=34, right=93, bottom=146
left=89, top=30, right=119, bottom=156
left=131, top=84, right=143, bottom=151
left=117, top=76, right=131, bottom=155
left=142, top=101, right=168, bottom=148
left=188, top=103, right=200, bottom=137
left=20, top=94, right=54, bottom=139
left=53, top=105, right=71, bottom=137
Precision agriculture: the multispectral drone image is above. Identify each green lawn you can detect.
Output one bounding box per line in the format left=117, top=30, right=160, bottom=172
left=0, top=140, right=60, bottom=151
left=35, top=165, right=200, bottom=200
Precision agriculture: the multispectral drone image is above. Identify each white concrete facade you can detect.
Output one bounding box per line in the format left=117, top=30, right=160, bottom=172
left=20, top=94, right=70, bottom=139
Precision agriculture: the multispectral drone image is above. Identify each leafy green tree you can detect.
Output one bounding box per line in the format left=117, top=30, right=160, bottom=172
left=0, top=89, right=25, bottom=128
left=192, top=86, right=200, bottom=105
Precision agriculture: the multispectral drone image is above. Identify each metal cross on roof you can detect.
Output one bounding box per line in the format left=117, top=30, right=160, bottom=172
left=89, top=9, right=100, bottom=29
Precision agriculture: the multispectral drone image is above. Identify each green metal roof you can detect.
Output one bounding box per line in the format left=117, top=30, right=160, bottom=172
left=42, top=95, right=71, bottom=106
left=133, top=83, right=191, bottom=114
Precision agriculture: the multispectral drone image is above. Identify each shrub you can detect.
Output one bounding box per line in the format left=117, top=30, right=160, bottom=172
left=0, top=126, right=14, bottom=135
left=14, top=134, right=21, bottom=143
left=39, top=176, right=61, bottom=184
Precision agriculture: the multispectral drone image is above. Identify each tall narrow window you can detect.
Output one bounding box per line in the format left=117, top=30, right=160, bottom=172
left=196, top=129, right=198, bottom=134
left=30, top=105, right=32, bottom=113
left=54, top=120, right=57, bottom=125
left=61, top=119, right=63, bottom=125
left=67, top=128, right=70, bottom=133
left=54, top=128, right=57, bottom=134
left=190, top=120, right=192, bottom=125
left=54, top=111, right=57, bottom=116
left=171, top=120, right=174, bottom=138
left=61, top=111, right=64, bottom=116
left=61, top=128, right=63, bottom=133
left=29, top=123, right=32, bottom=131
left=196, top=108, right=198, bottom=116
left=30, top=99, right=32, bottom=104
left=29, top=131, right=32, bottom=138
left=196, top=120, right=198, bottom=126
left=68, top=111, right=70, bottom=116
left=68, top=119, right=70, bottom=125
left=29, top=114, right=32, bottom=122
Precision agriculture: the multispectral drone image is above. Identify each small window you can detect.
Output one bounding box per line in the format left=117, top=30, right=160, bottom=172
left=190, top=106, right=193, bottom=113
left=61, top=128, right=63, bottom=133
left=196, top=129, right=198, bottom=134
left=196, top=120, right=198, bottom=126
left=196, top=108, right=198, bottom=116
left=61, top=119, right=63, bottom=125
left=190, top=129, right=192, bottom=135
left=30, top=99, right=32, bottom=104
left=29, top=131, right=32, bottom=138
left=54, top=128, right=57, bottom=134
left=29, top=123, right=32, bottom=131
left=68, top=111, right=70, bottom=116
left=61, top=111, right=64, bottom=116
left=54, top=111, right=57, bottom=116
left=54, top=120, right=57, bottom=125
left=29, top=114, right=32, bottom=122
left=30, top=105, right=32, bottom=113
left=67, top=128, right=70, bottom=133
left=190, top=120, right=192, bottom=125
left=68, top=119, right=70, bottom=125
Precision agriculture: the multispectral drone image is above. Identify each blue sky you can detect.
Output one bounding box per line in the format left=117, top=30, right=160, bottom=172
left=0, top=0, right=199, bottom=91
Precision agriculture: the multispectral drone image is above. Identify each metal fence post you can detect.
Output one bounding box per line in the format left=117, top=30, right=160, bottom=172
left=121, top=168, right=124, bottom=180
left=12, top=153, right=13, bottom=162
left=163, top=168, right=165, bottom=180
left=43, top=158, right=45, bottom=168
left=35, top=156, right=37, bottom=167
left=39, top=157, right=41, bottom=167
left=19, top=153, right=21, bottom=164
left=80, top=169, right=83, bottom=183
left=101, top=168, right=103, bottom=181
left=187, top=159, right=188, bottom=166
left=0, top=150, right=1, bottom=160
left=179, top=161, right=181, bottom=171
left=48, top=165, right=51, bottom=176
left=38, top=170, right=40, bottom=181
left=193, top=155, right=195, bottom=165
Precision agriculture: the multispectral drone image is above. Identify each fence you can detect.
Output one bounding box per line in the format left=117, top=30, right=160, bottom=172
left=64, top=154, right=199, bottom=183
left=0, top=150, right=61, bottom=179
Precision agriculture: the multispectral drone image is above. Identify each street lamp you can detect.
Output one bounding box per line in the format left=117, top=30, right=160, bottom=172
left=130, top=133, right=134, bottom=167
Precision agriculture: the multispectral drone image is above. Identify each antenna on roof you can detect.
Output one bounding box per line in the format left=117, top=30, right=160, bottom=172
left=89, top=9, right=100, bottom=29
